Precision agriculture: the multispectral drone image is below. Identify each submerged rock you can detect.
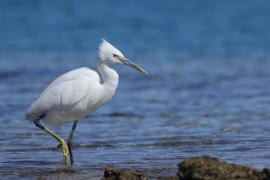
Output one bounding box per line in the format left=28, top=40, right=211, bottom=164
left=177, top=156, right=270, bottom=180
left=103, top=166, right=148, bottom=180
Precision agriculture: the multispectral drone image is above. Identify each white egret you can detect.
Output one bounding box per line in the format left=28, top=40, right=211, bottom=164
left=25, top=39, right=147, bottom=166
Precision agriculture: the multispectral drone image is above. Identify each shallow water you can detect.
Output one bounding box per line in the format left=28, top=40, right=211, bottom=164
left=1, top=0, right=270, bottom=178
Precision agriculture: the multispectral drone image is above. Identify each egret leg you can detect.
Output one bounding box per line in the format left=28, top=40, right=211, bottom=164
left=67, top=120, right=78, bottom=144
left=55, top=120, right=78, bottom=163
left=33, top=120, right=69, bottom=166
left=67, top=120, right=78, bottom=164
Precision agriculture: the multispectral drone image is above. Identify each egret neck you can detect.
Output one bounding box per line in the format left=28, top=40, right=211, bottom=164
left=97, top=60, right=119, bottom=88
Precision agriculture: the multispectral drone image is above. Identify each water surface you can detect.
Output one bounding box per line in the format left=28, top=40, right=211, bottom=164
left=1, top=0, right=270, bottom=178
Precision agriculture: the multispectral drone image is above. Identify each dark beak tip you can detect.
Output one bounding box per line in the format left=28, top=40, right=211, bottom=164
left=138, top=68, right=148, bottom=75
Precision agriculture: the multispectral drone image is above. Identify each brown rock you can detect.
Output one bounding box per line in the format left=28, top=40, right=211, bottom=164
left=157, top=176, right=179, bottom=180
left=177, top=156, right=267, bottom=180
left=103, top=166, right=148, bottom=180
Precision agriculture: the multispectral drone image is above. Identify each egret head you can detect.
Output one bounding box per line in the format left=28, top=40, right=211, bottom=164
left=99, top=39, right=148, bottom=74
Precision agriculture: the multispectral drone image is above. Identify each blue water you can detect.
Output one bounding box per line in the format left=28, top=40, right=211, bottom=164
left=1, top=0, right=270, bottom=178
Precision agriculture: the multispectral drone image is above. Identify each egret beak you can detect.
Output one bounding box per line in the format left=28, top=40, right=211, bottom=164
left=120, top=58, right=148, bottom=75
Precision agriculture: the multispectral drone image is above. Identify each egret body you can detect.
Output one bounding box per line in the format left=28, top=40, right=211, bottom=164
left=25, top=39, right=147, bottom=165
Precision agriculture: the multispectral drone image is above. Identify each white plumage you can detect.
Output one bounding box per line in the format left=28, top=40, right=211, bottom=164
left=26, top=39, right=147, bottom=127
left=27, top=67, right=102, bottom=127
left=25, top=39, right=147, bottom=165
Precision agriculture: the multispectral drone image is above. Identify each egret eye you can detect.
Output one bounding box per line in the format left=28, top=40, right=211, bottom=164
left=113, top=54, right=121, bottom=59
left=113, top=54, right=122, bottom=61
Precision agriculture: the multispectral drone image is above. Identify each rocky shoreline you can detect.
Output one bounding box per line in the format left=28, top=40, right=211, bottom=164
left=2, top=156, right=270, bottom=179
left=103, top=156, right=270, bottom=180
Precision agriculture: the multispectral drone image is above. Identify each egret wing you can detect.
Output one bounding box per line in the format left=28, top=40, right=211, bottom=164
left=26, top=67, right=100, bottom=120
left=44, top=67, right=99, bottom=91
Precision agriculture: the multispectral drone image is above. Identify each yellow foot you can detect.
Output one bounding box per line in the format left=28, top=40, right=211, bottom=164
left=60, top=139, right=69, bottom=166
left=55, top=141, right=72, bottom=150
